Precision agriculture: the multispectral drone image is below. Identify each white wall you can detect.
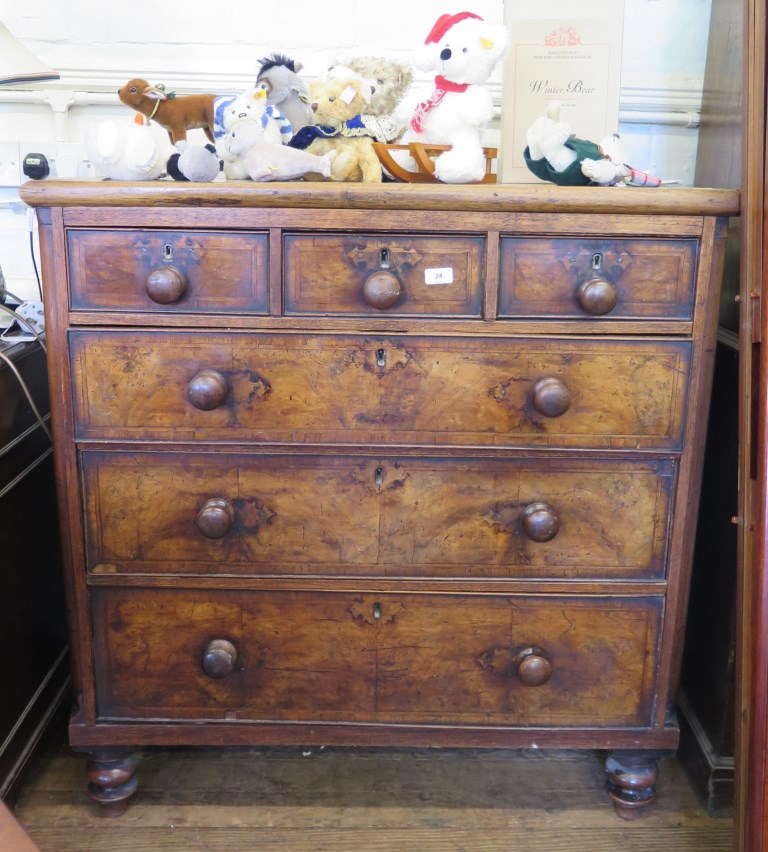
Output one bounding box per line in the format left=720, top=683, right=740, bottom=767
left=0, top=0, right=712, bottom=303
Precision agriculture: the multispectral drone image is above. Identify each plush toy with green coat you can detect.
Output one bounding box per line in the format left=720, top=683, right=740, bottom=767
left=524, top=115, right=662, bottom=187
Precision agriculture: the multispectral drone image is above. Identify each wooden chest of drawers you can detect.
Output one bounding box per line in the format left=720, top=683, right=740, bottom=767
left=20, top=180, right=739, bottom=818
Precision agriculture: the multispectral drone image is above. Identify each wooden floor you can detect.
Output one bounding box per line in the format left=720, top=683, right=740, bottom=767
left=8, top=730, right=733, bottom=852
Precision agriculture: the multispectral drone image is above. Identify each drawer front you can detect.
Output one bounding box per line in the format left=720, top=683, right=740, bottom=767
left=70, top=331, right=690, bottom=449
left=499, top=238, right=697, bottom=320
left=82, top=451, right=673, bottom=580
left=68, top=229, right=269, bottom=313
left=283, top=233, right=484, bottom=316
left=92, top=588, right=661, bottom=727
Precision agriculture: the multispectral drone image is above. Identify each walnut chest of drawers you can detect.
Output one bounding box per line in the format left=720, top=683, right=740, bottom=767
left=20, top=180, right=739, bottom=817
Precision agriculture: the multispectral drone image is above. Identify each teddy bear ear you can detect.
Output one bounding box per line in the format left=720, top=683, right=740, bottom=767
left=413, top=44, right=438, bottom=73
left=483, top=24, right=510, bottom=61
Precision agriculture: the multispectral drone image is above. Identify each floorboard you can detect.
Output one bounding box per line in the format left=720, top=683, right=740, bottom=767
left=10, top=735, right=733, bottom=851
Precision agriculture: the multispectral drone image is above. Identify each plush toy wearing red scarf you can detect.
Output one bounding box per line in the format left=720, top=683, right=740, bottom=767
left=394, top=11, right=508, bottom=183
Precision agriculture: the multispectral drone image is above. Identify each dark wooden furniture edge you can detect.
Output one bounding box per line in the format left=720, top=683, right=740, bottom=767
left=737, top=0, right=767, bottom=848
left=19, top=179, right=740, bottom=216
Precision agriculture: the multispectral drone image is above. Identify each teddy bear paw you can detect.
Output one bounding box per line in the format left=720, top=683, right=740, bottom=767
left=581, top=157, right=622, bottom=185
left=434, top=146, right=485, bottom=184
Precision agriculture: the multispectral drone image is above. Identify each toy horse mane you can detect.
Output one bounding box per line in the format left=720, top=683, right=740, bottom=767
left=257, top=53, right=299, bottom=74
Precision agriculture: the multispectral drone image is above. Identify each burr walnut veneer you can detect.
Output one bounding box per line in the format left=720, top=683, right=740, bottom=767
left=19, top=180, right=739, bottom=818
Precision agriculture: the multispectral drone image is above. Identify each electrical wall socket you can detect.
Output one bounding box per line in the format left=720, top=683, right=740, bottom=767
left=0, top=142, right=21, bottom=187
left=20, top=142, right=95, bottom=180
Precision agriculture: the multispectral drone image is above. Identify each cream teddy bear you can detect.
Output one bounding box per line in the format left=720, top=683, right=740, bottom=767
left=328, top=56, right=414, bottom=143
left=287, top=76, right=382, bottom=182
left=394, top=12, right=508, bottom=183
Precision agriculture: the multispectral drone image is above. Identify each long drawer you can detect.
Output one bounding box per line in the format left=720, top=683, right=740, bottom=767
left=69, top=331, right=691, bottom=449
left=82, top=450, right=674, bottom=580
left=92, top=587, right=662, bottom=727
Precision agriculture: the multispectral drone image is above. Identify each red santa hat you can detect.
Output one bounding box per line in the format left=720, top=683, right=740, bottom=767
left=424, top=11, right=483, bottom=45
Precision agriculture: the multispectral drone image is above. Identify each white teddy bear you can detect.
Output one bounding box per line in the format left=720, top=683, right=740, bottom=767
left=394, top=11, right=508, bottom=183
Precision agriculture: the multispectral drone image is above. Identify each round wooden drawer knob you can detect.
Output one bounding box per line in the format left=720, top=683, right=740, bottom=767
left=515, top=646, right=552, bottom=687
left=145, top=266, right=187, bottom=304
left=532, top=377, right=571, bottom=418
left=196, top=498, right=234, bottom=539
left=201, top=638, right=238, bottom=679
left=521, top=501, right=560, bottom=542
left=363, top=270, right=401, bottom=309
left=577, top=277, right=617, bottom=316
left=188, top=370, right=229, bottom=411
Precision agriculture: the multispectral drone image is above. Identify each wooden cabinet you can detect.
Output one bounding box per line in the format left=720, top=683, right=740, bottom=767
left=19, top=180, right=738, bottom=818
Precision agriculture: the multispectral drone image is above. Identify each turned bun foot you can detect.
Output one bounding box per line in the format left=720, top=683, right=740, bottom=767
left=85, top=750, right=139, bottom=816
left=605, top=750, right=659, bottom=819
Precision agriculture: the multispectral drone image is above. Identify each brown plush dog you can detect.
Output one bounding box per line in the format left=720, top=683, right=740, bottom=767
left=118, top=78, right=216, bottom=145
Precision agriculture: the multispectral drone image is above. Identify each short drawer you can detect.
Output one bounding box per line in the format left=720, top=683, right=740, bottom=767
left=70, top=331, right=690, bottom=450
left=67, top=229, right=269, bottom=313
left=499, top=237, right=697, bottom=320
left=92, top=587, right=661, bottom=727
left=283, top=233, right=484, bottom=316
left=82, top=451, right=673, bottom=580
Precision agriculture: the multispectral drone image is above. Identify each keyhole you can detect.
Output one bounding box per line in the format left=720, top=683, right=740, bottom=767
left=375, top=466, right=384, bottom=486
left=592, top=252, right=603, bottom=271
left=376, top=348, right=386, bottom=367
left=164, top=244, right=174, bottom=263
left=379, top=248, right=390, bottom=269
left=373, top=602, right=382, bottom=620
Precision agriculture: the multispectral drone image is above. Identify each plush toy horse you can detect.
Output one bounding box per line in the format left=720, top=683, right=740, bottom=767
left=118, top=78, right=217, bottom=146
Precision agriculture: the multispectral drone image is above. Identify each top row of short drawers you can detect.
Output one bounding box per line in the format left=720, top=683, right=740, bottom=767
left=67, top=229, right=698, bottom=321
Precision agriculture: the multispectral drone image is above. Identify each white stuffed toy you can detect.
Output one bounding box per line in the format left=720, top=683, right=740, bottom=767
left=219, top=119, right=337, bottom=181
left=87, top=118, right=171, bottom=181
left=214, top=88, right=292, bottom=179
left=394, top=11, right=508, bottom=183
left=524, top=115, right=663, bottom=187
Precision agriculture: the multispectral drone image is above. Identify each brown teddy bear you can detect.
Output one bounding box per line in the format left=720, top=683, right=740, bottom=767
left=328, top=56, right=414, bottom=143
left=287, top=76, right=382, bottom=182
